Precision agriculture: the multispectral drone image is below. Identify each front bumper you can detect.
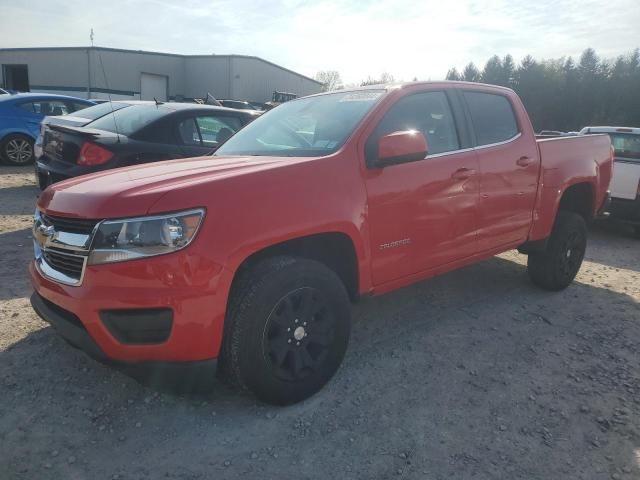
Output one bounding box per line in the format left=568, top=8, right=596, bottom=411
left=608, top=196, right=640, bottom=224
left=29, top=250, right=233, bottom=364
left=31, top=291, right=218, bottom=387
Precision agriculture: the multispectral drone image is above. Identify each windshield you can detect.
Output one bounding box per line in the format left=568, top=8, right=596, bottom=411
left=215, top=90, right=384, bottom=157
left=87, top=104, right=171, bottom=135
left=609, top=133, right=640, bottom=161
left=66, top=101, right=130, bottom=121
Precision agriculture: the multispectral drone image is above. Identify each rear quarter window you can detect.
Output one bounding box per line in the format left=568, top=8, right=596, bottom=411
left=464, top=91, right=519, bottom=146
left=87, top=104, right=171, bottom=135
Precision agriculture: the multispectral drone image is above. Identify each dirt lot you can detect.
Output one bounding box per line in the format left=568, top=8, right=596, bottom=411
left=1, top=166, right=639, bottom=480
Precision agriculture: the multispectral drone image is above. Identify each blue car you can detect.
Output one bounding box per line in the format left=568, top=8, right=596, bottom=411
left=0, top=93, right=94, bottom=165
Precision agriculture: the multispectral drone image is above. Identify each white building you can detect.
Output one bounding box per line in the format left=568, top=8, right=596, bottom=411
left=0, top=47, right=323, bottom=103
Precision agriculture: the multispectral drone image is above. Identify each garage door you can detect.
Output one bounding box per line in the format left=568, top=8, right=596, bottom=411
left=140, top=73, right=167, bottom=101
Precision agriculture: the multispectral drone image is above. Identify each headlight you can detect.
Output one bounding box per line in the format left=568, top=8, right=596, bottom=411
left=88, top=209, right=205, bottom=265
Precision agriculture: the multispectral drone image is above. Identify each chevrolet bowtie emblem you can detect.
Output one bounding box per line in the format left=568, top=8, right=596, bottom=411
left=38, top=225, right=56, bottom=238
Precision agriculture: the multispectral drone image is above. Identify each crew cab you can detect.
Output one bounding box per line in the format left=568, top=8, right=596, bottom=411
left=580, top=126, right=640, bottom=234
left=29, top=82, right=613, bottom=405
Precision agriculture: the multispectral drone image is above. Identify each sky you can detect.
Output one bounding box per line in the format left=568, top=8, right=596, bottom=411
left=1, top=0, right=639, bottom=85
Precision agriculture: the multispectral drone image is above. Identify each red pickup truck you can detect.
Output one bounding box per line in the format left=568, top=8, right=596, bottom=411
left=30, top=82, right=612, bottom=405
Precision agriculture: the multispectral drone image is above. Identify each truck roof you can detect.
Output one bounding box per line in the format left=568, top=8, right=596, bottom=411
left=305, top=80, right=515, bottom=99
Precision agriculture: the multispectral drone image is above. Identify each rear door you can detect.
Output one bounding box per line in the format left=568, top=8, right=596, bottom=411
left=461, top=90, right=540, bottom=252
left=17, top=99, right=73, bottom=137
left=364, top=89, right=480, bottom=285
left=127, top=117, right=186, bottom=164
left=176, top=114, right=244, bottom=157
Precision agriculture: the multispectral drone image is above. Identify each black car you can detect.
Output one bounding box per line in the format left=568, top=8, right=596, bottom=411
left=35, top=102, right=260, bottom=189
left=219, top=99, right=261, bottom=111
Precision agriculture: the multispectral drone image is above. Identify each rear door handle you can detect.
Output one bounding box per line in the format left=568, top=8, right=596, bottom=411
left=451, top=167, right=476, bottom=180
left=517, top=156, right=534, bottom=167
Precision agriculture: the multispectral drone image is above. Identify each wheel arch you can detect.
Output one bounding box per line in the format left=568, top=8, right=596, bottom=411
left=557, top=181, right=595, bottom=222
left=228, top=231, right=362, bottom=304
left=0, top=129, right=37, bottom=143
left=522, top=180, right=595, bottom=253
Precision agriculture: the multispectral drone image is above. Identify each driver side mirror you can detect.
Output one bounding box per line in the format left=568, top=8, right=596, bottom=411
left=369, top=130, right=428, bottom=168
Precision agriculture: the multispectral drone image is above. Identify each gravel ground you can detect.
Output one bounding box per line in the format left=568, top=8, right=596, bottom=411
left=1, top=166, right=639, bottom=480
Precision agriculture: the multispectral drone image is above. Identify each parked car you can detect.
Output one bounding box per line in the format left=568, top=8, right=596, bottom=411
left=34, top=101, right=157, bottom=160
left=219, top=99, right=261, bottom=111
left=30, top=82, right=612, bottom=405
left=0, top=93, right=94, bottom=165
left=35, top=102, right=260, bottom=189
left=581, top=126, right=640, bottom=234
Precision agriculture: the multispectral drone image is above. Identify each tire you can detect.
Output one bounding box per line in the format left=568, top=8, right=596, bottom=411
left=1, top=134, right=34, bottom=165
left=527, top=211, right=587, bottom=291
left=219, top=256, right=351, bottom=405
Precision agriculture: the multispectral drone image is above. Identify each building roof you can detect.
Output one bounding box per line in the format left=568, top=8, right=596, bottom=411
left=0, top=46, right=323, bottom=86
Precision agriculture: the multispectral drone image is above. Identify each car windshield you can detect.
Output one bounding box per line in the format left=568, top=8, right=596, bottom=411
left=87, top=104, right=171, bottom=135
left=215, top=90, right=385, bottom=157
left=609, top=133, right=640, bottom=161
left=66, top=101, right=131, bottom=121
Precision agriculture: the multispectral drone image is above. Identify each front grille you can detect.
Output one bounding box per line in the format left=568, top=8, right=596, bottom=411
left=42, top=214, right=99, bottom=235
left=42, top=249, right=86, bottom=278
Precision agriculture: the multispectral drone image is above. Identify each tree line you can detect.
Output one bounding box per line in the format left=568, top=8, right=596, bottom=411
left=446, top=48, right=640, bottom=132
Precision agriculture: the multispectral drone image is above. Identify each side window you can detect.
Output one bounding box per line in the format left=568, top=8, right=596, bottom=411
left=19, top=100, right=71, bottom=116
left=178, top=118, right=202, bottom=146
left=135, top=119, right=174, bottom=144
left=463, top=92, right=519, bottom=146
left=17, top=102, right=35, bottom=113
left=68, top=102, right=91, bottom=113
left=374, top=91, right=460, bottom=155
left=195, top=115, right=242, bottom=146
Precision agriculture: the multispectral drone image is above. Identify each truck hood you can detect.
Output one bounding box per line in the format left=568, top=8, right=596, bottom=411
left=38, top=155, right=295, bottom=219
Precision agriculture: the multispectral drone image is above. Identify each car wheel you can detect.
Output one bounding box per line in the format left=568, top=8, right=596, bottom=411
left=2, top=134, right=34, bottom=165
left=527, top=211, right=587, bottom=291
left=219, top=256, right=351, bottom=405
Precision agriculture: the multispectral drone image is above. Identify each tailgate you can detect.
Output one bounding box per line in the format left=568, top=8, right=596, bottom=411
left=610, top=159, right=640, bottom=200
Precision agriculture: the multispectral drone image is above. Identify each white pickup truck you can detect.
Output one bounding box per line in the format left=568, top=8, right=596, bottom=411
left=581, top=126, right=640, bottom=234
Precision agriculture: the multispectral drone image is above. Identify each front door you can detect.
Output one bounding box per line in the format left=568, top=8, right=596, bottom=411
left=364, top=90, right=481, bottom=286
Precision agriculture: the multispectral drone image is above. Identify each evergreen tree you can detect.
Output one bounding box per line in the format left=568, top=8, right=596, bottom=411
left=446, top=68, right=462, bottom=81
left=462, top=63, right=480, bottom=82
left=444, top=48, right=640, bottom=131
left=481, top=55, right=504, bottom=85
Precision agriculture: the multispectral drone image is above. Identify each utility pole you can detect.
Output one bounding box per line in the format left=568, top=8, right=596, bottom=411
left=87, top=28, right=94, bottom=99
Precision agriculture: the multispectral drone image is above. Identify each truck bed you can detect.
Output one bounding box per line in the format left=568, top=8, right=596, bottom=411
left=526, top=133, right=613, bottom=241
left=536, top=134, right=612, bottom=191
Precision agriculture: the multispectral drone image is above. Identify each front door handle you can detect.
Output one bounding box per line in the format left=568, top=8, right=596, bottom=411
left=451, top=167, right=476, bottom=180
left=517, top=156, right=534, bottom=167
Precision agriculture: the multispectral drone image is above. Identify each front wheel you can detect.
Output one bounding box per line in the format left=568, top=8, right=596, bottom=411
left=1, top=134, right=34, bottom=165
left=527, top=211, right=587, bottom=291
left=219, top=256, right=351, bottom=405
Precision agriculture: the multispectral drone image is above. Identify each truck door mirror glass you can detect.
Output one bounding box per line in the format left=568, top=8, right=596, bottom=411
left=373, top=130, right=428, bottom=168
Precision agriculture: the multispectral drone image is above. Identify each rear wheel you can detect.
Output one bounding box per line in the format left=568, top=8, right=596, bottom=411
left=219, top=256, right=351, bottom=405
left=527, top=211, right=587, bottom=291
left=1, top=134, right=34, bottom=165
